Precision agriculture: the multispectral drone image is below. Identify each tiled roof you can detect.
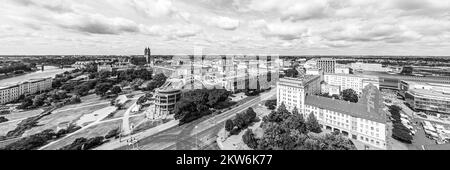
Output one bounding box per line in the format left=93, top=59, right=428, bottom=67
left=305, top=84, right=386, bottom=123
left=305, top=95, right=386, bottom=123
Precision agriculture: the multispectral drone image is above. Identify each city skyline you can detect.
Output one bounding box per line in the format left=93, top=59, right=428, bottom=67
left=1, top=0, right=450, bottom=56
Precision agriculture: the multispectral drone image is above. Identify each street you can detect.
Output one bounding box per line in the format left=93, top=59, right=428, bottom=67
left=115, top=88, right=277, bottom=150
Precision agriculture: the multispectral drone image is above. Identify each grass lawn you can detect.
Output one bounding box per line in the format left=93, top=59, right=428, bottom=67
left=0, top=120, right=20, bottom=136
left=22, top=103, right=110, bottom=137
left=43, top=119, right=122, bottom=150
left=3, top=109, right=44, bottom=121
left=129, top=114, right=146, bottom=127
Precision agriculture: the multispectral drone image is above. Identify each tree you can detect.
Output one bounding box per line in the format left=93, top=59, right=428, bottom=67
left=392, top=123, right=413, bottom=143
left=284, top=68, right=299, bottom=78
left=111, top=86, right=122, bottom=95
left=245, top=107, right=257, bottom=123
left=69, top=95, right=81, bottom=104
left=60, top=83, right=75, bottom=92
left=306, top=113, right=322, bottom=133
left=234, top=113, right=247, bottom=130
left=17, top=97, right=33, bottom=109
left=0, top=110, right=10, bottom=115
left=3, top=129, right=56, bottom=150
left=146, top=73, right=167, bottom=91
left=320, top=93, right=330, bottom=98
left=263, top=103, right=290, bottom=123
left=331, top=94, right=340, bottom=99
left=115, top=103, right=125, bottom=110
left=105, top=128, right=120, bottom=139
left=32, top=94, right=46, bottom=108
left=130, top=78, right=144, bottom=90
left=342, top=89, right=358, bottom=103
left=119, top=80, right=129, bottom=88
left=243, top=129, right=258, bottom=149
left=95, top=83, right=112, bottom=96
left=225, top=119, right=234, bottom=132
left=74, top=84, right=90, bottom=96
left=265, top=99, right=277, bottom=110
left=282, top=113, right=307, bottom=134
left=0, top=116, right=8, bottom=123
left=277, top=102, right=290, bottom=116
left=98, top=71, right=111, bottom=80
left=292, top=107, right=299, bottom=115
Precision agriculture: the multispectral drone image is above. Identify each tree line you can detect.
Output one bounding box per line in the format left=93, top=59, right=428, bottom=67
left=241, top=103, right=356, bottom=150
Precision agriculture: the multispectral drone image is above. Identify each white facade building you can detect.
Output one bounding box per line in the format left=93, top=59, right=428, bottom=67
left=321, top=83, right=340, bottom=96
left=0, top=77, right=53, bottom=105
left=276, top=76, right=321, bottom=112
left=323, top=73, right=379, bottom=95
left=277, top=78, right=387, bottom=150
left=335, top=65, right=351, bottom=74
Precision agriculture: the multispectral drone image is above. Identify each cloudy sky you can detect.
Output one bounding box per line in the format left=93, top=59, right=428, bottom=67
left=1, top=0, right=450, bottom=56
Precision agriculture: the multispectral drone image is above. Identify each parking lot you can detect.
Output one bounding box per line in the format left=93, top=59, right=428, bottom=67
left=381, top=90, right=450, bottom=150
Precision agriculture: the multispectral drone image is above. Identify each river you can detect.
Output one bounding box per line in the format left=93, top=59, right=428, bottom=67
left=0, top=66, right=74, bottom=87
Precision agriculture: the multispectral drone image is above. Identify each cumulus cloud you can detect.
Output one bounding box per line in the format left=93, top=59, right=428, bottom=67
left=54, top=13, right=141, bottom=35
left=10, top=0, right=74, bottom=13
left=2, top=0, right=450, bottom=55
left=203, top=16, right=240, bottom=30
left=250, top=20, right=308, bottom=40
left=128, top=0, right=177, bottom=18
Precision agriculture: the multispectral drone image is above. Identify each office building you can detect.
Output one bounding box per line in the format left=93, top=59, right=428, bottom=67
left=153, top=81, right=182, bottom=118
left=276, top=76, right=321, bottom=111
left=317, top=58, right=336, bottom=73
left=400, top=81, right=450, bottom=114
left=277, top=79, right=387, bottom=150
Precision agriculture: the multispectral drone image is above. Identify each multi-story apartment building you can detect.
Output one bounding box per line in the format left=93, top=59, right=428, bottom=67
left=0, top=77, right=53, bottom=105
left=400, top=81, right=450, bottom=114
left=316, top=58, right=336, bottom=73
left=323, top=73, right=379, bottom=95
left=277, top=77, right=387, bottom=150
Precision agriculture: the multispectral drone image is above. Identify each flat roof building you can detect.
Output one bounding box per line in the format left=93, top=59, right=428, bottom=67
left=400, top=81, right=450, bottom=114
left=317, top=58, right=336, bottom=73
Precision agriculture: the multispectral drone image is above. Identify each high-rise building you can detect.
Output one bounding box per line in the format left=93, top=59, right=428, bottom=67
left=317, top=58, right=336, bottom=73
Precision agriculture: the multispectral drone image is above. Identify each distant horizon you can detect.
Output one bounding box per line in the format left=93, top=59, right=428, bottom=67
left=1, top=54, right=450, bottom=58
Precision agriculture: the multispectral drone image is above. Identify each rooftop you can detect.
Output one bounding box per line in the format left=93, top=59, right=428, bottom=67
left=278, top=75, right=320, bottom=86
left=305, top=84, right=386, bottom=123
left=408, top=88, right=450, bottom=100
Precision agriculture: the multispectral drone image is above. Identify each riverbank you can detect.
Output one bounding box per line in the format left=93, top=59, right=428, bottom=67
left=0, top=66, right=73, bottom=87
left=0, top=72, right=31, bottom=81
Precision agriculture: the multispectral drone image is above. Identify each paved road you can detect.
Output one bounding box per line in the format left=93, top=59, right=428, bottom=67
left=118, top=88, right=276, bottom=150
